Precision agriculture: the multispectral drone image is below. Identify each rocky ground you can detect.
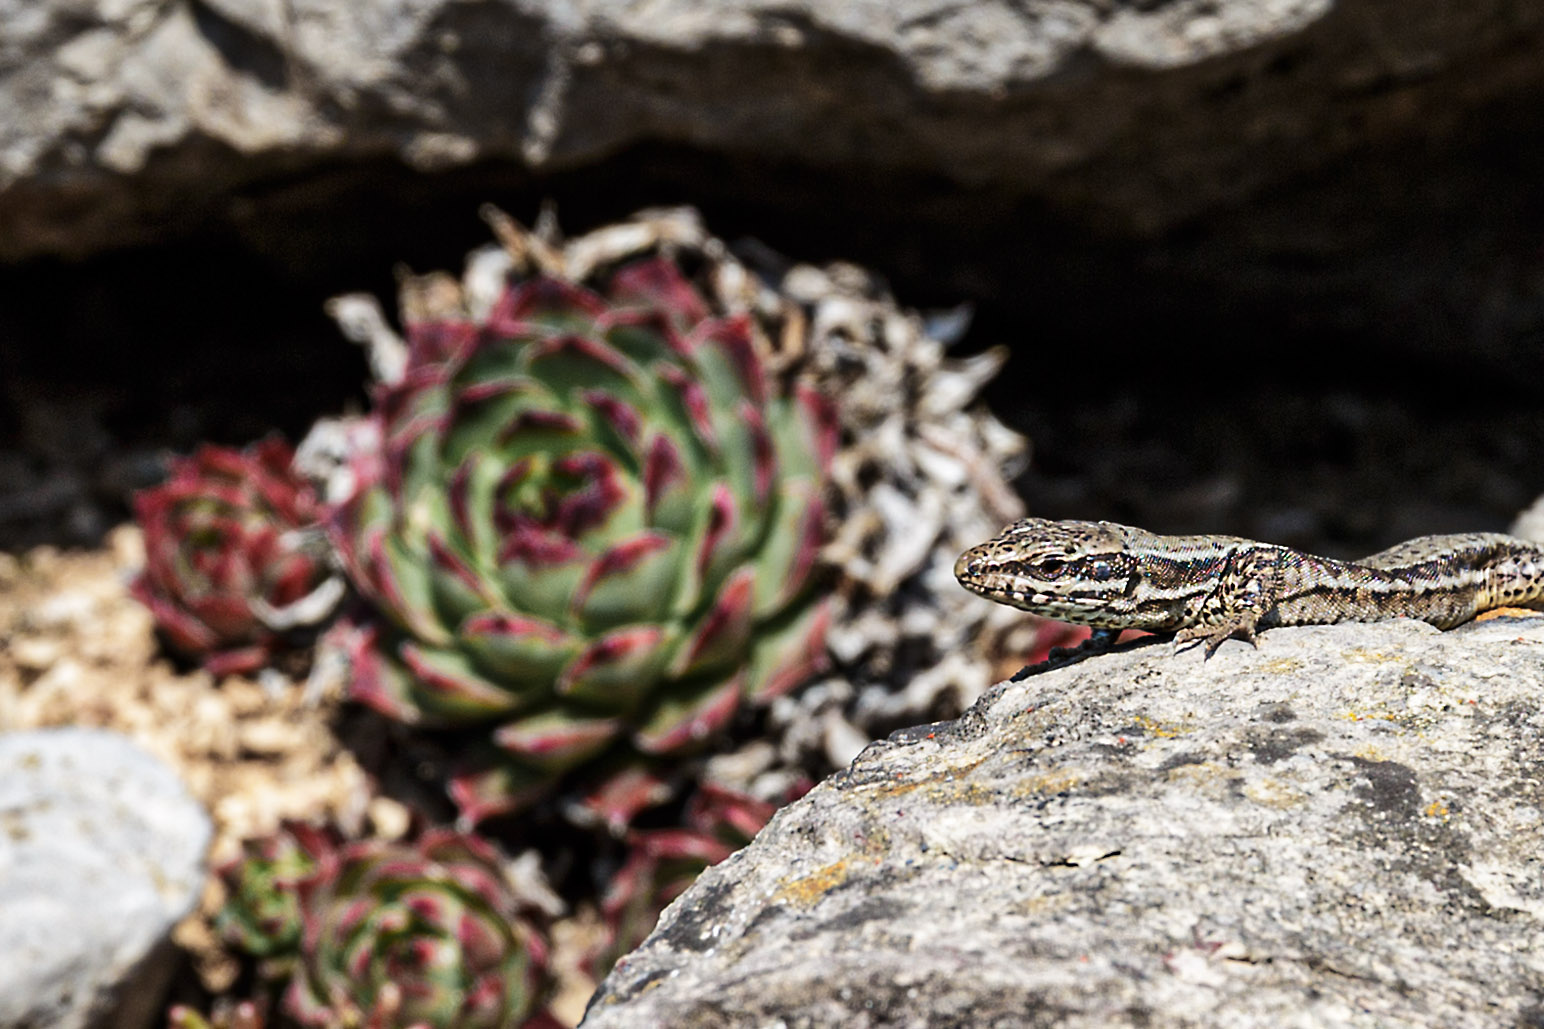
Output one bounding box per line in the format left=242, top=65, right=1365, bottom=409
left=0, top=532, right=603, bottom=1024
left=584, top=613, right=1544, bottom=1028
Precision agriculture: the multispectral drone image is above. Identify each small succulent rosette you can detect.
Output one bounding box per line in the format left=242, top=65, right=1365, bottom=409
left=329, top=256, right=837, bottom=816
left=215, top=822, right=337, bottom=980
left=285, top=830, right=549, bottom=1029
left=132, top=437, right=339, bottom=675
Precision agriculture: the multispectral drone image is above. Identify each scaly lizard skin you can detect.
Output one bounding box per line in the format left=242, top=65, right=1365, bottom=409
left=954, top=518, right=1544, bottom=656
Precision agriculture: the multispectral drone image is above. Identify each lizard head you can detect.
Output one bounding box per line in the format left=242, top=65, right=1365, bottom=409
left=954, top=518, right=1141, bottom=626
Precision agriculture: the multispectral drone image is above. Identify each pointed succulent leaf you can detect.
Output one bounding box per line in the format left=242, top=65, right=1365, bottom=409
left=749, top=477, right=827, bottom=615
left=608, top=256, right=710, bottom=327
left=686, top=315, right=767, bottom=409
left=331, top=622, right=415, bottom=723
left=687, top=483, right=751, bottom=602
left=670, top=565, right=756, bottom=679
left=448, top=750, right=556, bottom=826
left=493, top=528, right=588, bottom=625
left=441, top=379, right=567, bottom=466
left=688, top=781, right=780, bottom=840
left=456, top=611, right=579, bottom=686
left=641, top=432, right=694, bottom=534
left=556, top=626, right=677, bottom=710
left=369, top=532, right=456, bottom=645
left=655, top=363, right=719, bottom=455
left=424, top=531, right=494, bottom=629
left=446, top=452, right=501, bottom=562
left=581, top=390, right=645, bottom=466
left=597, top=311, right=682, bottom=369
left=789, top=384, right=840, bottom=477
left=492, top=708, right=624, bottom=772
left=570, top=531, right=681, bottom=632
left=523, top=333, right=642, bottom=403
left=202, top=645, right=274, bottom=679
left=394, top=642, right=527, bottom=721
left=707, top=397, right=777, bottom=522
left=405, top=317, right=478, bottom=367
left=742, top=598, right=833, bottom=702
left=631, top=672, right=743, bottom=754
left=579, top=767, right=674, bottom=836
left=486, top=275, right=608, bottom=335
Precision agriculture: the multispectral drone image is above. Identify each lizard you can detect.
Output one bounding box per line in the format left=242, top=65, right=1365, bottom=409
left=954, top=518, right=1544, bottom=657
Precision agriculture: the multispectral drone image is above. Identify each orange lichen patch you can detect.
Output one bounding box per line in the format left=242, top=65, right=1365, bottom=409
left=1342, top=648, right=1398, bottom=664
left=1424, top=800, right=1451, bottom=820
left=1128, top=714, right=1186, bottom=738
left=1339, top=709, right=1399, bottom=724
left=1475, top=607, right=1544, bottom=622
left=774, top=860, right=852, bottom=907
left=1243, top=777, right=1306, bottom=810
left=871, top=761, right=1081, bottom=813
left=864, top=753, right=992, bottom=799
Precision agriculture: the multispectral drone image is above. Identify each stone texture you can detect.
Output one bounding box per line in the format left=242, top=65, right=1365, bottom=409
left=0, top=728, right=213, bottom=1029
left=6, top=0, right=1544, bottom=388
left=3, top=0, right=1544, bottom=260
left=583, top=614, right=1544, bottom=1028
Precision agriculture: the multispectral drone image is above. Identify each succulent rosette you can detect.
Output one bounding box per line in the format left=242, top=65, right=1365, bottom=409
left=215, top=822, right=336, bottom=977
left=133, top=438, right=336, bottom=675
left=286, top=830, right=547, bottom=1029
left=331, top=256, right=836, bottom=811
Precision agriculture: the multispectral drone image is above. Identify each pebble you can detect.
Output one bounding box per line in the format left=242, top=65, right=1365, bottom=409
left=0, top=728, right=211, bottom=1029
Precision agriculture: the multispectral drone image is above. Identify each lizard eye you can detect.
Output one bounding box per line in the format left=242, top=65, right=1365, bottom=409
left=1037, top=558, right=1066, bottom=577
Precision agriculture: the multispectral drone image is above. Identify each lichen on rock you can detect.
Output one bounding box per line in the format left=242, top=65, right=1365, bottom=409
left=582, top=615, right=1544, bottom=1028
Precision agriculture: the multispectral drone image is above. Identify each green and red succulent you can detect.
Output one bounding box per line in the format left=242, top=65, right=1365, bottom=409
left=285, top=829, right=548, bottom=1029
left=589, top=781, right=785, bottom=980
left=215, top=822, right=336, bottom=981
left=329, top=257, right=836, bottom=818
left=133, top=438, right=335, bottom=675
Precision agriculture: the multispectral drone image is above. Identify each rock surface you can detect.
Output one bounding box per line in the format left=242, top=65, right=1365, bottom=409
left=583, top=615, right=1544, bottom=1028
left=0, top=728, right=212, bottom=1029
left=3, top=0, right=1544, bottom=261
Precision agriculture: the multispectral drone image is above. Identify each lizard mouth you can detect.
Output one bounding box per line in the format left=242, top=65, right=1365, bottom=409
left=980, top=583, right=1112, bottom=612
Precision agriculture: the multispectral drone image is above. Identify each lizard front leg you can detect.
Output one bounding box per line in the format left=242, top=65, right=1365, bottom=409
left=1011, top=628, right=1123, bottom=680
left=1174, top=547, right=1283, bottom=656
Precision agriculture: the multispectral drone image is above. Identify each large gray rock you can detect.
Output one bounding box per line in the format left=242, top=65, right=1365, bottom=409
left=0, top=728, right=212, bottom=1029
left=3, top=0, right=1543, bottom=263
left=583, top=615, right=1544, bottom=1028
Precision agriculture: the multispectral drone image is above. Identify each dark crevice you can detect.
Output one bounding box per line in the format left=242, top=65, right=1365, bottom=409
left=3, top=88, right=1544, bottom=550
